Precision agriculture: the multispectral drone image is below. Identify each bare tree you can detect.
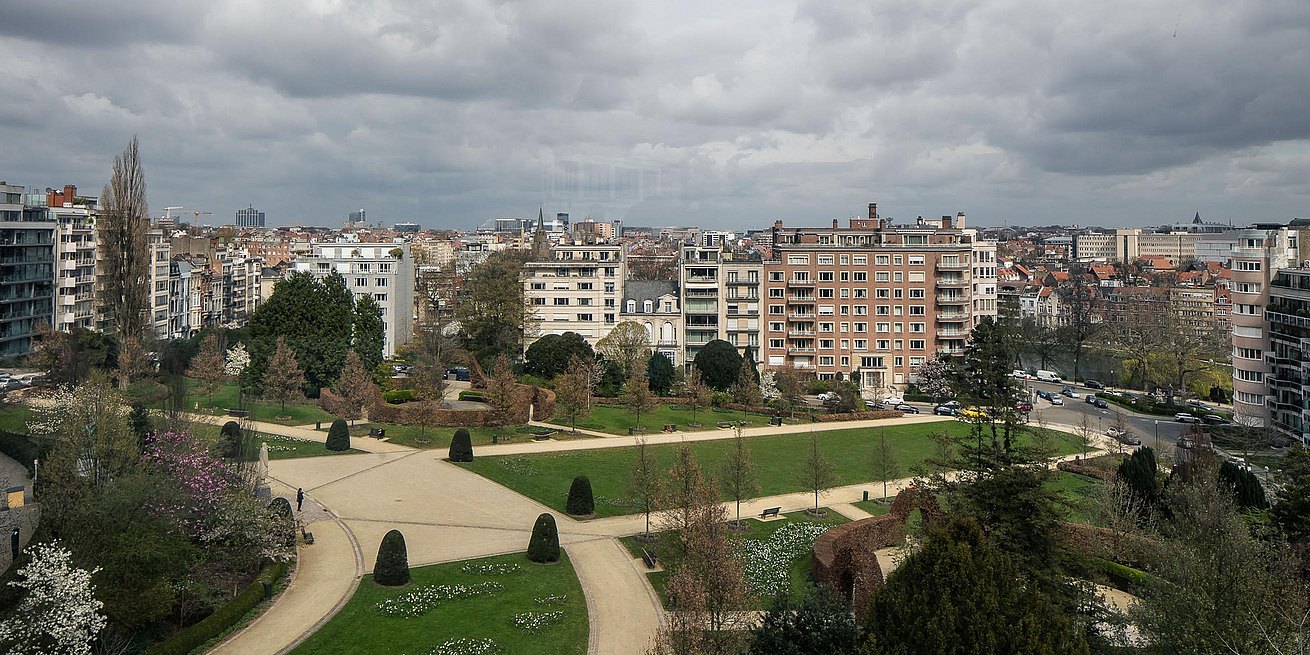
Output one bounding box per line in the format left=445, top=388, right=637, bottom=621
left=729, top=357, right=761, bottom=420
left=683, top=365, right=712, bottom=427
left=620, top=374, right=657, bottom=432
left=484, top=353, right=518, bottom=434
left=1093, top=477, right=1144, bottom=562
left=412, top=264, right=458, bottom=404
left=799, top=434, right=837, bottom=515
left=1075, top=412, right=1097, bottom=458
left=554, top=357, right=592, bottom=433
left=333, top=351, right=376, bottom=425
left=719, top=427, right=758, bottom=527
left=630, top=437, right=659, bottom=540
left=188, top=334, right=226, bottom=406
left=597, top=321, right=651, bottom=378
left=115, top=334, right=150, bottom=390
left=262, top=336, right=306, bottom=415
left=1055, top=266, right=1101, bottom=381
left=869, top=431, right=902, bottom=500
left=98, top=136, right=151, bottom=339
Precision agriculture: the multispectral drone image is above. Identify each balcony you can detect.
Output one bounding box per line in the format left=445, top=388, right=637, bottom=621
left=937, top=329, right=968, bottom=338
left=935, top=277, right=968, bottom=286
left=936, top=261, right=968, bottom=270
left=656, top=339, right=679, bottom=347
left=936, top=312, right=968, bottom=320
left=726, top=310, right=759, bottom=317
left=790, top=312, right=816, bottom=319
left=788, top=329, right=816, bottom=336
left=787, top=278, right=815, bottom=287
left=1266, top=309, right=1310, bottom=329
left=790, top=346, right=816, bottom=353
left=936, top=296, right=968, bottom=305
left=685, top=275, right=718, bottom=285
left=685, top=288, right=718, bottom=298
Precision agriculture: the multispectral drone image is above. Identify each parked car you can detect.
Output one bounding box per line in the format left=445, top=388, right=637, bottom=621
left=817, top=391, right=838, bottom=402
left=892, top=403, right=920, bottom=414
left=1174, top=412, right=1201, bottom=423
left=883, top=396, right=905, bottom=406
left=938, top=400, right=962, bottom=409
left=864, top=400, right=885, bottom=410
left=1201, top=414, right=1230, bottom=425
left=1187, top=399, right=1213, bottom=411
left=1085, top=396, right=1107, bottom=408
left=449, top=367, right=470, bottom=381
left=1048, top=396, right=1064, bottom=406
left=933, top=405, right=959, bottom=416
left=1036, top=389, right=1053, bottom=400
left=1035, top=370, right=1063, bottom=383
left=959, top=406, right=989, bottom=420
left=1084, top=379, right=1104, bottom=389
left=1106, top=427, right=1141, bottom=445
left=1010, top=370, right=1032, bottom=380
left=1013, top=402, right=1033, bottom=412
left=1060, top=387, right=1081, bottom=399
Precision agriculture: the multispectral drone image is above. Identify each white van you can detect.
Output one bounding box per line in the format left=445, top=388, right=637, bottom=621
left=1035, top=370, right=1062, bottom=383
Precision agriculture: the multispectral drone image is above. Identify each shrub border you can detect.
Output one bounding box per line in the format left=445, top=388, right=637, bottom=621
left=142, top=560, right=288, bottom=655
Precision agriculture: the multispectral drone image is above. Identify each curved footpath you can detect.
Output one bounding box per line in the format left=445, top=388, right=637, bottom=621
left=205, top=413, right=1118, bottom=655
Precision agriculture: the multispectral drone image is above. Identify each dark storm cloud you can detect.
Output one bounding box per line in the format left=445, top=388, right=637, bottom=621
left=0, top=0, right=1306, bottom=229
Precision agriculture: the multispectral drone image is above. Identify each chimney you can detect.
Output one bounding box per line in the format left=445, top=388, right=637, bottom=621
left=942, top=215, right=953, bottom=229
left=868, top=203, right=878, bottom=219
left=956, top=211, right=966, bottom=228
left=832, top=218, right=839, bottom=229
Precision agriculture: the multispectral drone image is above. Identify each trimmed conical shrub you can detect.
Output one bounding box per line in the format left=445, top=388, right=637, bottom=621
left=448, top=428, right=474, bottom=462
left=566, top=475, right=595, bottom=517
left=219, top=420, right=244, bottom=459
left=527, top=513, right=560, bottom=564
left=374, top=529, right=410, bottom=586
left=326, top=419, right=350, bottom=451
left=267, top=497, right=295, bottom=547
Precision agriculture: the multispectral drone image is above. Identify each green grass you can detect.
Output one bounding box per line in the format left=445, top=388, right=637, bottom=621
left=619, top=510, right=849, bottom=609
left=181, top=378, right=337, bottom=426
left=464, top=423, right=1084, bottom=518
left=0, top=404, right=34, bottom=434
left=1046, top=471, right=1102, bottom=525
left=291, top=552, right=588, bottom=655
left=330, top=422, right=596, bottom=450
left=556, top=403, right=789, bottom=435
left=179, top=419, right=359, bottom=459
left=850, top=500, right=893, bottom=516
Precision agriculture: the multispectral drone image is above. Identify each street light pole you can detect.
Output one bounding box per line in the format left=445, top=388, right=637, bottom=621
left=1154, top=419, right=1160, bottom=451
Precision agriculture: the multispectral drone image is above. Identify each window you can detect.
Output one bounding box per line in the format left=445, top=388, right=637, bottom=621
left=579, top=298, right=592, bottom=306
left=894, top=256, right=903, bottom=265
left=819, top=356, right=835, bottom=366
left=894, top=289, right=903, bottom=299
left=1234, top=390, right=1264, bottom=405
left=769, top=288, right=785, bottom=298
left=793, top=272, right=810, bottom=282
left=895, top=356, right=904, bottom=366
left=532, top=298, right=546, bottom=305
left=853, top=272, right=868, bottom=282
left=909, top=305, right=925, bottom=315
left=841, top=339, right=850, bottom=349
left=875, top=272, right=889, bottom=282
left=355, top=277, right=367, bottom=287
left=854, top=288, right=868, bottom=298
left=840, top=272, right=850, bottom=282
left=787, top=255, right=810, bottom=265
left=908, top=288, right=925, bottom=298
left=819, top=288, right=834, bottom=298
left=605, top=282, right=615, bottom=293
left=531, top=282, right=546, bottom=290
left=818, top=271, right=834, bottom=281
left=1235, top=304, right=1260, bottom=315
left=578, top=282, right=593, bottom=290
left=1236, top=261, right=1262, bottom=272
left=554, top=298, right=570, bottom=306
left=876, top=288, right=890, bottom=299
left=908, top=272, right=924, bottom=283
left=854, top=339, right=868, bottom=350
left=841, top=356, right=850, bottom=367
left=818, top=255, right=834, bottom=265
left=819, top=339, right=835, bottom=349
left=1233, top=347, right=1261, bottom=360
left=875, top=255, right=890, bottom=265
left=770, top=322, right=784, bottom=331
left=876, top=322, right=890, bottom=332
left=910, top=322, right=925, bottom=333
left=893, top=272, right=903, bottom=282
left=770, top=305, right=784, bottom=315
left=908, top=255, right=925, bottom=265
left=820, top=322, right=834, bottom=332
left=626, top=299, right=636, bottom=312
left=840, top=322, right=850, bottom=333
left=770, top=338, right=785, bottom=348
left=861, top=356, right=883, bottom=368
left=840, top=288, right=850, bottom=298
left=819, top=305, right=835, bottom=315
left=840, top=255, right=849, bottom=264
left=1235, top=282, right=1261, bottom=294
left=643, top=300, right=653, bottom=312
left=909, top=356, right=925, bottom=366
left=853, top=256, right=867, bottom=265
left=855, top=305, right=868, bottom=315
left=877, top=339, right=890, bottom=350
left=840, top=305, right=850, bottom=315
left=855, top=322, right=869, bottom=332
left=769, top=271, right=784, bottom=281
left=1234, top=369, right=1264, bottom=382
left=374, top=293, right=387, bottom=302
left=577, top=313, right=593, bottom=322
left=894, top=322, right=904, bottom=333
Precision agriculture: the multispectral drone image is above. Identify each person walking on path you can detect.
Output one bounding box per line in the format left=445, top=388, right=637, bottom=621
left=296, top=488, right=305, bottom=512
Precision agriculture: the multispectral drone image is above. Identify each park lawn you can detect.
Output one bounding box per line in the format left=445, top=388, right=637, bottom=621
left=334, top=422, right=596, bottom=450
left=179, top=420, right=361, bottom=459
left=464, top=423, right=1083, bottom=518
left=291, top=552, right=588, bottom=655
left=1046, top=471, right=1102, bottom=525
left=181, top=378, right=337, bottom=426
left=851, top=500, right=893, bottom=517
left=619, top=509, right=849, bottom=609
left=0, top=404, right=34, bottom=434
left=560, top=403, right=786, bottom=435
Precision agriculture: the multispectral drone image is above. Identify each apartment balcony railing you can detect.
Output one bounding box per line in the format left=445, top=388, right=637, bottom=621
left=935, top=278, right=968, bottom=286
left=790, top=346, right=816, bottom=353
left=685, top=275, right=718, bottom=284
left=936, top=296, right=968, bottom=305
left=936, top=312, right=968, bottom=320
left=936, top=261, right=968, bottom=270
left=790, top=312, right=816, bottom=318
left=787, top=279, right=815, bottom=287
left=788, top=330, right=816, bottom=336
left=937, top=329, right=968, bottom=338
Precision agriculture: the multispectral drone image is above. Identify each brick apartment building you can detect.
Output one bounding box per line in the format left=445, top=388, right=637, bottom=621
left=762, top=203, right=996, bottom=396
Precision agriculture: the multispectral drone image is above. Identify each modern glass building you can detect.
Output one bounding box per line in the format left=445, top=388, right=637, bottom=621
left=0, top=183, right=56, bottom=358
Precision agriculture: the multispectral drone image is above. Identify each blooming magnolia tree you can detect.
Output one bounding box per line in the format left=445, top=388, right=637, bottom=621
left=759, top=370, right=779, bottom=402
left=224, top=343, right=250, bottom=378
left=0, top=541, right=106, bottom=655
left=914, top=356, right=955, bottom=400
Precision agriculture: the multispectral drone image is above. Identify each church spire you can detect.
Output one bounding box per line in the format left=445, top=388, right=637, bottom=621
left=532, top=206, right=549, bottom=257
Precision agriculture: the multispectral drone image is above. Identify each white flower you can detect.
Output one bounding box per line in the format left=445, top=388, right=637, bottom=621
left=224, top=343, right=251, bottom=377
left=0, top=541, right=106, bottom=655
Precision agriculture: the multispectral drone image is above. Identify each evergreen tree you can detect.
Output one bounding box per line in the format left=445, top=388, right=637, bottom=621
left=1116, top=446, right=1160, bottom=507
left=1219, top=460, right=1268, bottom=509
left=526, top=513, right=560, bottom=563
left=566, top=475, right=595, bottom=516
left=456, top=250, right=533, bottom=363
left=245, top=271, right=354, bottom=396
left=693, top=339, right=742, bottom=391
left=1273, top=446, right=1310, bottom=544
left=741, top=345, right=760, bottom=383
left=374, top=530, right=410, bottom=587
left=326, top=419, right=350, bottom=451
left=865, top=517, right=1090, bottom=655
left=262, top=336, right=307, bottom=412
left=127, top=405, right=151, bottom=450
left=524, top=332, right=594, bottom=379
left=646, top=352, right=676, bottom=396
left=448, top=428, right=473, bottom=462
left=352, top=294, right=386, bottom=377
left=749, top=586, right=861, bottom=655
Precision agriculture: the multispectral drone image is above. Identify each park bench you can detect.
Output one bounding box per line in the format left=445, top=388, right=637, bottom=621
left=641, top=548, right=658, bottom=569
left=662, top=424, right=677, bottom=433
left=716, top=421, right=733, bottom=429
left=367, top=427, right=387, bottom=439
left=301, top=526, right=314, bottom=544
left=226, top=408, right=249, bottom=417
left=492, top=434, right=514, bottom=444
left=759, top=506, right=781, bottom=519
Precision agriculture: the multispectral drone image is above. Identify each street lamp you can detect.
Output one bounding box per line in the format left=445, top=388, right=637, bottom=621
left=1154, top=419, right=1160, bottom=451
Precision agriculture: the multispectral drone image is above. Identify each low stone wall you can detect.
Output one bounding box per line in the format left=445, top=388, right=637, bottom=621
left=810, top=487, right=943, bottom=619
left=360, top=384, right=555, bottom=427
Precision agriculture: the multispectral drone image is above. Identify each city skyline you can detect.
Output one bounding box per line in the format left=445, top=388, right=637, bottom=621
left=1, top=1, right=1307, bottom=230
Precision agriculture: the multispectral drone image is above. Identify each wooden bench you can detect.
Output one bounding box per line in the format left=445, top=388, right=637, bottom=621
left=759, top=506, right=782, bottom=519
left=301, top=526, right=315, bottom=544
left=662, top=424, right=677, bottom=433
left=641, top=548, right=658, bottom=569
left=367, top=428, right=386, bottom=439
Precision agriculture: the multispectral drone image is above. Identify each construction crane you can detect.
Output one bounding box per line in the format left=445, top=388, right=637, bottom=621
left=192, top=210, right=213, bottom=223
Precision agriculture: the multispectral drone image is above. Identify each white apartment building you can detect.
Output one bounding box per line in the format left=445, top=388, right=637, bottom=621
left=679, top=244, right=763, bottom=364
left=969, top=233, right=999, bottom=326
left=620, top=280, right=682, bottom=366
left=51, top=204, right=97, bottom=333
left=523, top=244, right=625, bottom=349
left=148, top=229, right=171, bottom=339
left=294, top=243, right=414, bottom=358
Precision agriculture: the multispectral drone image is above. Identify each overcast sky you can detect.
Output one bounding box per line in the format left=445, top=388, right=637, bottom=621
left=2, top=0, right=1307, bottom=230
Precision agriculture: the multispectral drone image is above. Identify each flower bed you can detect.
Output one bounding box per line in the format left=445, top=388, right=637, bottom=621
left=740, top=522, right=834, bottom=597
left=510, top=611, right=565, bottom=633
left=460, top=562, right=521, bottom=576
left=374, top=582, right=504, bottom=617
left=425, top=637, right=499, bottom=655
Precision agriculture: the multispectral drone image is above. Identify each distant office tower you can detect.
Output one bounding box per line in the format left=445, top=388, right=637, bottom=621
left=349, top=209, right=367, bottom=225
left=393, top=222, right=420, bottom=233
left=235, top=205, right=266, bottom=228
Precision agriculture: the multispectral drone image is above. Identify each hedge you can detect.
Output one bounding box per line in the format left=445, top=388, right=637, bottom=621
left=383, top=389, right=417, bottom=404
left=0, top=431, right=51, bottom=476
left=142, top=560, right=287, bottom=655
left=457, top=390, right=485, bottom=402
